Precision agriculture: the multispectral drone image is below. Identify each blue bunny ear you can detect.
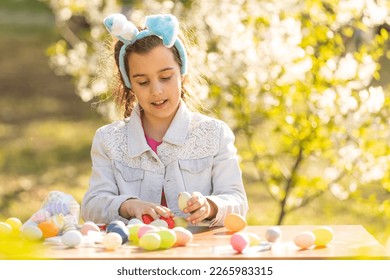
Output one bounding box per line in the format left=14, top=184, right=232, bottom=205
left=104, top=13, right=138, bottom=43
left=145, top=14, right=179, bottom=48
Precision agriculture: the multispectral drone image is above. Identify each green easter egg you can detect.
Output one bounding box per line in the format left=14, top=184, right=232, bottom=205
left=157, top=229, right=177, bottom=249
left=128, top=224, right=142, bottom=244
left=139, top=232, right=161, bottom=251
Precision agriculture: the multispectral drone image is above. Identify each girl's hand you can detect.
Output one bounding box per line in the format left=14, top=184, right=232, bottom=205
left=183, top=191, right=217, bottom=224
left=119, top=199, right=172, bottom=221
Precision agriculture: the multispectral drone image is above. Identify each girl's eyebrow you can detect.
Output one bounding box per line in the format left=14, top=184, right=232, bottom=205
left=132, top=67, right=175, bottom=78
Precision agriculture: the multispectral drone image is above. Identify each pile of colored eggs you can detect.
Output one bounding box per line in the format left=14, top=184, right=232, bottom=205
left=76, top=218, right=194, bottom=252
left=129, top=221, right=193, bottom=251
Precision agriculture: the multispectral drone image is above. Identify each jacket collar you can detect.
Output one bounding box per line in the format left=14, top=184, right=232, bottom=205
left=127, top=101, right=191, bottom=157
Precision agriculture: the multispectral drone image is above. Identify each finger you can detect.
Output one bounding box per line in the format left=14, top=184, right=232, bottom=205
left=189, top=192, right=202, bottom=205
left=187, top=207, right=207, bottom=224
left=154, top=205, right=171, bottom=218
left=145, top=207, right=160, bottom=220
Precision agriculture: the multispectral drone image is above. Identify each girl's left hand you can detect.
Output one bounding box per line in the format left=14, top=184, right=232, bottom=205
left=183, top=191, right=217, bottom=224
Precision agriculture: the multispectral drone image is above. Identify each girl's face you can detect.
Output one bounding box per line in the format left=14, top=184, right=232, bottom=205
left=128, top=44, right=182, bottom=125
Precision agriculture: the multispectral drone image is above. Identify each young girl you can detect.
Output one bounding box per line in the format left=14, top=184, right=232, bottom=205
left=81, top=13, right=248, bottom=227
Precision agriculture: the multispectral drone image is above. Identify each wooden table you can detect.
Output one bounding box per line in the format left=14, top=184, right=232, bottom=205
left=41, top=225, right=387, bottom=260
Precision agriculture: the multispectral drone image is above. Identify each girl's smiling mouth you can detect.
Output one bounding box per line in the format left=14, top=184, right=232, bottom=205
left=151, top=99, right=168, bottom=106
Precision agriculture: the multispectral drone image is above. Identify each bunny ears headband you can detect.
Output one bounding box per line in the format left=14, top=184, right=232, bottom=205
left=104, top=13, right=188, bottom=89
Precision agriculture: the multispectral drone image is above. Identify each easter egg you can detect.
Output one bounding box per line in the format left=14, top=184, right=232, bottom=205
left=231, top=232, right=250, bottom=253
left=21, top=225, right=43, bottom=241
left=80, top=221, right=100, bottom=235
left=142, top=214, right=154, bottom=224
left=0, top=222, right=13, bottom=237
left=128, top=224, right=142, bottom=243
left=102, top=232, right=122, bottom=251
left=61, top=230, right=83, bottom=247
left=38, top=221, right=59, bottom=238
left=107, top=220, right=126, bottom=232
left=109, top=225, right=129, bottom=244
left=6, top=217, right=23, bottom=233
left=138, top=224, right=158, bottom=239
left=312, top=226, right=334, bottom=246
left=265, top=227, right=282, bottom=242
left=128, top=218, right=143, bottom=225
left=173, top=217, right=188, bottom=228
left=247, top=232, right=262, bottom=246
left=157, top=228, right=177, bottom=249
left=139, top=232, right=161, bottom=251
left=224, top=213, right=247, bottom=232
left=294, top=231, right=315, bottom=249
left=160, top=216, right=175, bottom=229
left=178, top=192, right=192, bottom=211
left=173, top=227, right=193, bottom=246
left=150, top=219, right=168, bottom=228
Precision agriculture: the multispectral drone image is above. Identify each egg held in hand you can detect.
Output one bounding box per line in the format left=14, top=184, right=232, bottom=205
left=178, top=192, right=192, bottom=212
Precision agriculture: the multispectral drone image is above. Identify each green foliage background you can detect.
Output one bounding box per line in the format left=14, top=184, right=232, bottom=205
left=1, top=0, right=390, bottom=248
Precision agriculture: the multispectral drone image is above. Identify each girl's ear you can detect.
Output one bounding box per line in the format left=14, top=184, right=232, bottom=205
left=181, top=75, right=186, bottom=84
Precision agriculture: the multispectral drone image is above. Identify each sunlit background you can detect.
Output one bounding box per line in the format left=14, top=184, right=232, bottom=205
left=1, top=0, right=390, bottom=251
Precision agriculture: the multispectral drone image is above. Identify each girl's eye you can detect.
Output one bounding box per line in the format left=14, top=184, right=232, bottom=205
left=138, top=81, right=149, bottom=86
left=161, top=76, right=172, bottom=81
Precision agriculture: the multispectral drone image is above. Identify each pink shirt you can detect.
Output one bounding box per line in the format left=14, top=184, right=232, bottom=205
left=145, top=134, right=167, bottom=207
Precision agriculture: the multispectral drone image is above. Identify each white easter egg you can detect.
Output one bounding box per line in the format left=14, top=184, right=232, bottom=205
left=178, top=192, right=192, bottom=211
left=265, top=227, right=282, bottom=242
left=21, top=225, right=43, bottom=241
left=61, top=230, right=83, bottom=247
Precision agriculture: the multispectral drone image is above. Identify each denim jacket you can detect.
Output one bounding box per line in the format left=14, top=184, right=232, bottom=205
left=81, top=102, right=248, bottom=226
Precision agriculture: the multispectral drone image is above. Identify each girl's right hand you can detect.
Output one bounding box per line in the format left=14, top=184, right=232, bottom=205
left=119, top=199, right=172, bottom=221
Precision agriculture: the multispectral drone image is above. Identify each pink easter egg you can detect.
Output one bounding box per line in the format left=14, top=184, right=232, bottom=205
left=138, top=225, right=158, bottom=239
left=80, top=221, right=100, bottom=235
left=294, top=231, right=315, bottom=249
left=231, top=232, right=250, bottom=253
left=173, top=227, right=193, bottom=246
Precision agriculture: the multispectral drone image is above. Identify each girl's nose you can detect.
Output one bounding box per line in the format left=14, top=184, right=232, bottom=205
left=151, top=81, right=163, bottom=95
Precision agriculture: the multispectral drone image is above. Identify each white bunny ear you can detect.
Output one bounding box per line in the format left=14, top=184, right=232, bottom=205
left=118, top=21, right=138, bottom=41
left=104, top=13, right=127, bottom=35
left=104, top=13, right=138, bottom=42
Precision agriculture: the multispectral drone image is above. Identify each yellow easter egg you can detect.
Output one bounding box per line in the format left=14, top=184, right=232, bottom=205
left=0, top=222, right=13, bottom=237
left=173, top=217, right=188, bottom=228
left=312, top=226, right=334, bottom=246
left=6, top=217, right=23, bottom=233
left=247, top=232, right=262, bottom=246
left=224, top=213, right=247, bottom=232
